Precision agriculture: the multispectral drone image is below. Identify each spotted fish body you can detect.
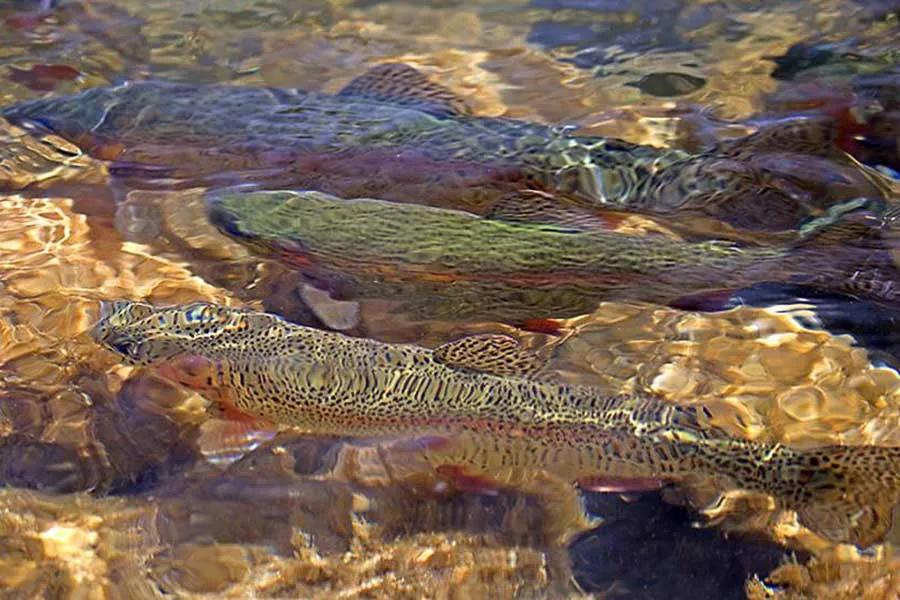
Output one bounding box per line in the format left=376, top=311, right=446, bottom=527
left=208, top=190, right=900, bottom=321
left=1, top=64, right=881, bottom=228
left=94, top=300, right=900, bottom=546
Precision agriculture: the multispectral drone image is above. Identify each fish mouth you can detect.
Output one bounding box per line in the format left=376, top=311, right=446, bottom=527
left=91, top=300, right=155, bottom=364
left=92, top=300, right=120, bottom=345
left=2, top=111, right=59, bottom=137
left=105, top=338, right=142, bottom=362
left=91, top=327, right=142, bottom=364
left=1, top=96, right=69, bottom=137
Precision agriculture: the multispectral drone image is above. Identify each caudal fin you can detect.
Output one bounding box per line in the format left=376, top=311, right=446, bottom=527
left=794, top=445, right=900, bottom=547
left=786, top=197, right=900, bottom=307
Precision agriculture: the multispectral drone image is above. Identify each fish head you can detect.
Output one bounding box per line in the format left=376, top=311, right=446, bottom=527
left=206, top=189, right=339, bottom=258
left=93, top=299, right=244, bottom=365
left=207, top=190, right=299, bottom=247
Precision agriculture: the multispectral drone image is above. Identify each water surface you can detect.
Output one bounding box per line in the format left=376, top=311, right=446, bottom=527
left=0, top=1, right=898, bottom=598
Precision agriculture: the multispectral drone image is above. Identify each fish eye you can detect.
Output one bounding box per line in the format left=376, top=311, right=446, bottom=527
left=109, top=340, right=133, bottom=355
left=108, top=339, right=144, bottom=361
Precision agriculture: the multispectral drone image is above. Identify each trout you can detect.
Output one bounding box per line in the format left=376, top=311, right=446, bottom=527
left=207, top=189, right=900, bottom=323
left=2, top=64, right=884, bottom=232
left=93, top=300, right=900, bottom=546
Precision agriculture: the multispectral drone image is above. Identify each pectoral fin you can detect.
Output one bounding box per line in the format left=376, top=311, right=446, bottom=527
left=436, top=465, right=501, bottom=496
left=434, top=334, right=545, bottom=377
left=338, top=63, right=470, bottom=117
left=299, top=283, right=361, bottom=331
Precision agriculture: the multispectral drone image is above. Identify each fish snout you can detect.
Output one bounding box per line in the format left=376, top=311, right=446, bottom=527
left=91, top=300, right=120, bottom=348
left=204, top=194, right=250, bottom=241
left=91, top=321, right=149, bottom=365
left=96, top=332, right=185, bottom=366
left=92, top=300, right=177, bottom=365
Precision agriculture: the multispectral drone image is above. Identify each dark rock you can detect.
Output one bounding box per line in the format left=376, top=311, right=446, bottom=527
left=0, top=435, right=100, bottom=493
left=90, top=375, right=199, bottom=495
left=570, top=492, right=790, bottom=599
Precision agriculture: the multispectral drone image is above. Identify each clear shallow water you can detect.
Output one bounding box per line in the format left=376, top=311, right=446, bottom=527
left=0, top=1, right=898, bottom=598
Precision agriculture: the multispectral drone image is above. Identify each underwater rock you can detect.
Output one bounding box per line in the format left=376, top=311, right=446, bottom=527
left=571, top=492, right=790, bottom=599
left=0, top=434, right=98, bottom=494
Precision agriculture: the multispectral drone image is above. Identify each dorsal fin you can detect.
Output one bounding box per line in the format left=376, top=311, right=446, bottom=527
left=485, top=190, right=611, bottom=232
left=338, top=63, right=470, bottom=117
left=433, top=334, right=545, bottom=377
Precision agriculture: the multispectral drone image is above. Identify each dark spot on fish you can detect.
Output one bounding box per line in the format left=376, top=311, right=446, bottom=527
left=628, top=72, right=707, bottom=97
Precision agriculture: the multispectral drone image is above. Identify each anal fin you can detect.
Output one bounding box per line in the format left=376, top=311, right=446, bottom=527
left=518, top=318, right=563, bottom=335
left=299, top=283, right=361, bottom=331
left=436, top=465, right=501, bottom=496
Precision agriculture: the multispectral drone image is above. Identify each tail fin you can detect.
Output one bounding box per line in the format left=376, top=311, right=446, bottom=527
left=795, top=196, right=886, bottom=243
left=794, top=445, right=900, bottom=547
left=640, top=152, right=890, bottom=235
left=787, top=196, right=900, bottom=307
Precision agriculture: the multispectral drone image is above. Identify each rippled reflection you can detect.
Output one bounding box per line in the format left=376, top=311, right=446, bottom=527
left=0, top=0, right=898, bottom=597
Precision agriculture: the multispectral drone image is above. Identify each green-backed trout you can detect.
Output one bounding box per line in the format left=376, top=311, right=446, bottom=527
left=207, top=190, right=900, bottom=323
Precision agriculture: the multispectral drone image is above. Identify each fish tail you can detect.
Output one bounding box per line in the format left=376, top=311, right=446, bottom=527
left=685, top=436, right=899, bottom=546
left=794, top=196, right=884, bottom=242
left=785, top=197, right=900, bottom=305
left=790, top=445, right=900, bottom=547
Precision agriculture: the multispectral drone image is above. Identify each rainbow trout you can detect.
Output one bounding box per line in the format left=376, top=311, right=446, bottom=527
left=1, top=64, right=882, bottom=231
left=207, top=190, right=900, bottom=323
left=93, top=300, right=900, bottom=547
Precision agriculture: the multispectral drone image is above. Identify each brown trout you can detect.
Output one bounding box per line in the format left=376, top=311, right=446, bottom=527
left=2, top=63, right=885, bottom=233
left=93, top=300, right=900, bottom=547
left=206, top=189, right=900, bottom=324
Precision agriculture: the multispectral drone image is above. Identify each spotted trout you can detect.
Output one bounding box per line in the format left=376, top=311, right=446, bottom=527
left=1, top=64, right=885, bottom=232
left=93, top=300, right=900, bottom=546
left=206, top=189, right=900, bottom=323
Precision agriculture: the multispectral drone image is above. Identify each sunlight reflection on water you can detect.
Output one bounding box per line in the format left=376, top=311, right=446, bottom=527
left=0, top=0, right=898, bottom=597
